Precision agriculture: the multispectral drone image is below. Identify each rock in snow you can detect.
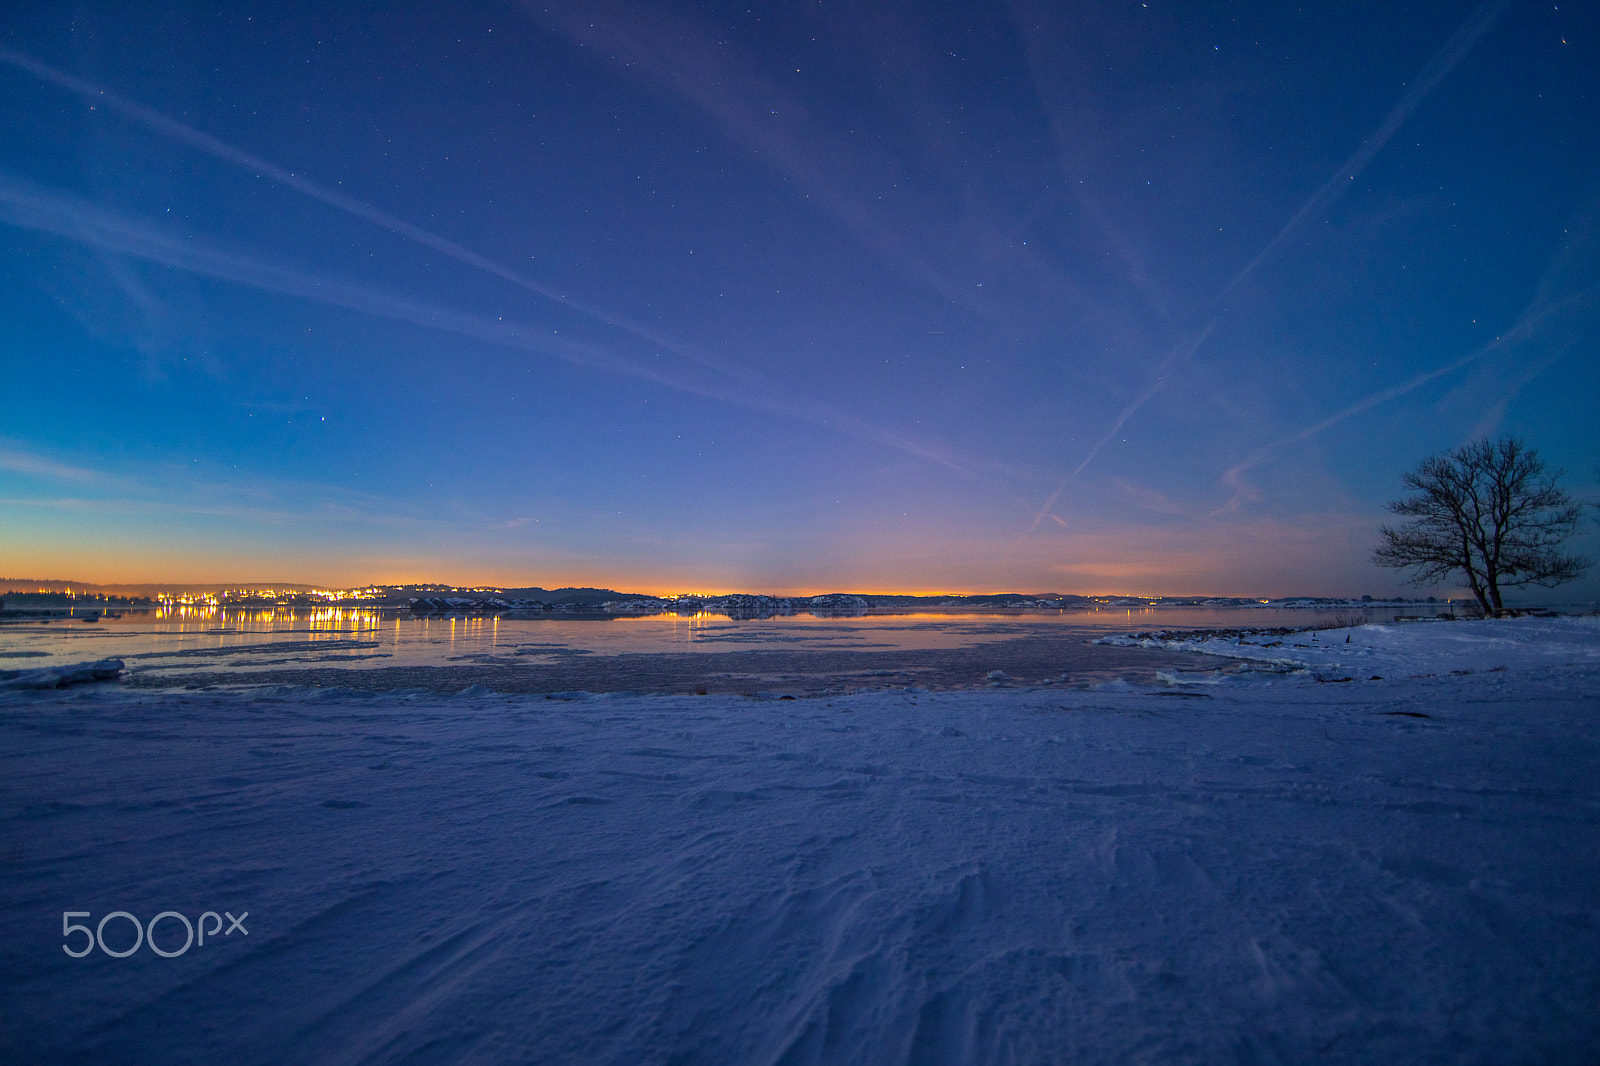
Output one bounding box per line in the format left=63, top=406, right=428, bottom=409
left=0, top=657, right=123, bottom=690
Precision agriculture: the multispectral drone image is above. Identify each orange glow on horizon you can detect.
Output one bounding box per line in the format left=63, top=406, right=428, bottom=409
left=0, top=506, right=1446, bottom=602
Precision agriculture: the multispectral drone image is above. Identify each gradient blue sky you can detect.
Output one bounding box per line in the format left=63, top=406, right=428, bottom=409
left=2, top=0, right=1597, bottom=596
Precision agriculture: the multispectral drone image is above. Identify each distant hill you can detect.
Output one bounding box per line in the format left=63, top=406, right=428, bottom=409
left=499, top=587, right=659, bottom=607
left=863, top=593, right=1096, bottom=608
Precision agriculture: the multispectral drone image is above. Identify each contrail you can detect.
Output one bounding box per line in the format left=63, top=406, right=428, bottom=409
left=0, top=45, right=1158, bottom=493
left=1213, top=279, right=1600, bottom=513
left=0, top=170, right=981, bottom=475
left=1027, top=322, right=1215, bottom=531
left=515, top=2, right=1031, bottom=327
left=0, top=172, right=662, bottom=379
left=1217, top=0, right=1513, bottom=300
left=0, top=47, right=1009, bottom=477
left=1010, top=0, right=1168, bottom=319
left=0, top=46, right=773, bottom=391
left=1030, top=0, right=1513, bottom=523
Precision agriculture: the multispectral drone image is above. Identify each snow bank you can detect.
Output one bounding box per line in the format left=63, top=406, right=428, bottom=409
left=1, top=623, right=1597, bottom=1063
left=1096, top=615, right=1600, bottom=684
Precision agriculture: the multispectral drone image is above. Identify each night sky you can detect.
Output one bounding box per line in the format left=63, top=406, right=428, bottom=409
left=2, top=1, right=1597, bottom=596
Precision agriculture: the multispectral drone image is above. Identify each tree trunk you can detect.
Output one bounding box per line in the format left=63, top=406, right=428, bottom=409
left=1461, top=543, right=1492, bottom=616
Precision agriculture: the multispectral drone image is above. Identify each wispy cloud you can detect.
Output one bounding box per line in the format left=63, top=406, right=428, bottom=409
left=1044, top=513, right=1382, bottom=594
left=1009, top=0, right=1169, bottom=319
left=0, top=169, right=999, bottom=479
left=1026, top=0, right=1512, bottom=521
left=0, top=447, right=101, bottom=482
left=0, top=171, right=654, bottom=373
left=1214, top=279, right=1600, bottom=513
left=0, top=48, right=751, bottom=383
left=1103, top=477, right=1205, bottom=520
left=1217, top=0, right=1513, bottom=300
left=0, top=438, right=418, bottom=528
left=0, top=439, right=536, bottom=537
left=517, top=2, right=1060, bottom=326
left=0, top=494, right=308, bottom=524
left=1026, top=321, right=1216, bottom=531
left=0, top=47, right=1024, bottom=480
left=1462, top=185, right=1600, bottom=439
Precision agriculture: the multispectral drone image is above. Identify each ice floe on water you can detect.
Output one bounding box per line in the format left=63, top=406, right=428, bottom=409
left=1, top=617, right=1597, bottom=1063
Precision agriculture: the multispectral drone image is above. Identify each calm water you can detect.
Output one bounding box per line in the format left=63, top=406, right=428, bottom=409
left=0, top=605, right=1457, bottom=681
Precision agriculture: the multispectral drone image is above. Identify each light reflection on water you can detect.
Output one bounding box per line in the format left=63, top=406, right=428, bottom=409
left=0, top=604, right=1457, bottom=679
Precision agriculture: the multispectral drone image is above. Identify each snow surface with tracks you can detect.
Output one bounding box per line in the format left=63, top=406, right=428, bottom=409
left=2, top=616, right=1598, bottom=1064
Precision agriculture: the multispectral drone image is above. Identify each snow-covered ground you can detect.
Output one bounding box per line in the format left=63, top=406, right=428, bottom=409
left=2, top=617, right=1597, bottom=1064
left=1096, top=614, right=1600, bottom=684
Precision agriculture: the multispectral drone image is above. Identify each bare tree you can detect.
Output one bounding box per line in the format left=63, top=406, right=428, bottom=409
left=1373, top=437, right=1589, bottom=616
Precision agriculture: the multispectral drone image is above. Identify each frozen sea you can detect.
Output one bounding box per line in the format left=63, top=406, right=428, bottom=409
left=2, top=615, right=1597, bottom=1063
left=0, top=604, right=1456, bottom=694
